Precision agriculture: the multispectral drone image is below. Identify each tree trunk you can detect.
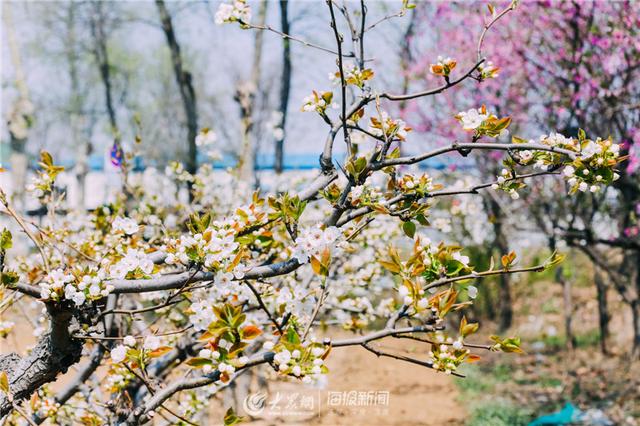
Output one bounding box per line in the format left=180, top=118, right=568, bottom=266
left=3, top=1, right=33, bottom=211
left=549, top=237, right=575, bottom=350
left=631, top=300, right=640, bottom=358
left=484, top=195, right=512, bottom=331
left=156, top=0, right=198, bottom=177
left=0, top=306, right=82, bottom=417
left=594, top=270, right=610, bottom=354
left=632, top=253, right=640, bottom=357
left=397, top=8, right=416, bottom=158
left=558, top=266, right=575, bottom=350
left=90, top=2, right=119, bottom=142
left=237, top=0, right=268, bottom=186
left=274, top=0, right=291, bottom=174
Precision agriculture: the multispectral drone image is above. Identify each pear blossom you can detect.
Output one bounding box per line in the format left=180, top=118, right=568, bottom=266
left=110, top=249, right=154, bottom=279
left=215, top=0, right=251, bottom=25
left=110, top=345, right=128, bottom=363
left=112, top=216, right=139, bottom=235
left=292, top=224, right=342, bottom=264
left=195, top=128, right=217, bottom=147
left=143, top=335, right=161, bottom=351
left=123, top=335, right=137, bottom=347
left=467, top=285, right=478, bottom=299
left=457, top=108, right=488, bottom=131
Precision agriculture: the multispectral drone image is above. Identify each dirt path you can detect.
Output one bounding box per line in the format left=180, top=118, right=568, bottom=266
left=213, top=338, right=466, bottom=426
left=310, top=342, right=466, bottom=426
left=3, top=317, right=466, bottom=425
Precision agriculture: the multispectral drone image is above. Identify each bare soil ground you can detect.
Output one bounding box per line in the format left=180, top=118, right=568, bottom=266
left=209, top=337, right=466, bottom=426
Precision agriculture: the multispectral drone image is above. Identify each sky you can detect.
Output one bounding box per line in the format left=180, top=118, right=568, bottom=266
left=1, top=0, right=419, bottom=168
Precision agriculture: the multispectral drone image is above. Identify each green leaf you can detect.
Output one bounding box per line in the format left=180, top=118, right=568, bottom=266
left=402, top=221, right=416, bottom=238
left=543, top=250, right=565, bottom=269
left=223, top=407, right=245, bottom=426
left=0, top=229, right=12, bottom=251
left=1, top=271, right=19, bottom=286
left=185, top=357, right=213, bottom=367
left=578, top=128, right=586, bottom=141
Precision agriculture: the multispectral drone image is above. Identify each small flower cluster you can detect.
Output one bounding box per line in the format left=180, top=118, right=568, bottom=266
left=456, top=107, right=489, bottom=131
left=40, top=268, right=112, bottom=306
left=398, top=173, right=438, bottom=196
left=477, top=61, right=500, bottom=80
left=110, top=248, right=154, bottom=279
left=380, top=240, right=473, bottom=313
left=194, top=128, right=222, bottom=160
left=196, top=346, right=246, bottom=376
left=491, top=168, right=524, bottom=199
left=26, top=152, right=64, bottom=200
left=513, top=132, right=621, bottom=193
left=301, top=91, right=334, bottom=114
left=215, top=0, right=251, bottom=26
left=189, top=282, right=255, bottom=332
left=110, top=335, right=168, bottom=364
left=329, top=64, right=374, bottom=88
left=165, top=161, right=194, bottom=183
left=368, top=112, right=412, bottom=141
left=112, top=216, right=139, bottom=235
left=456, top=106, right=510, bottom=138
left=430, top=56, right=457, bottom=77
left=428, top=332, right=469, bottom=374
left=33, top=394, right=61, bottom=421
left=164, top=223, right=239, bottom=272
left=564, top=137, right=620, bottom=193
left=291, top=224, right=342, bottom=264
left=349, top=184, right=382, bottom=206
left=195, top=128, right=217, bottom=147
left=186, top=304, right=260, bottom=383
left=269, top=332, right=329, bottom=383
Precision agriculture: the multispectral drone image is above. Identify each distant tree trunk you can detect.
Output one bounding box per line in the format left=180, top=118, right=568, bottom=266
left=90, top=2, right=119, bottom=144
left=3, top=1, right=32, bottom=211
left=549, top=237, right=575, bottom=350
left=632, top=252, right=640, bottom=357
left=66, top=4, right=90, bottom=209
left=631, top=299, right=640, bottom=358
left=274, top=0, right=291, bottom=174
left=558, top=267, right=575, bottom=350
left=593, top=270, right=610, bottom=354
left=397, top=8, right=416, bottom=158
left=156, top=0, right=198, bottom=177
left=237, top=0, right=268, bottom=186
left=484, top=195, right=512, bottom=331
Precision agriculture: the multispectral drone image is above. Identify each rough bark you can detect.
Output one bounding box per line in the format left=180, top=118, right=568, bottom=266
left=156, top=0, right=198, bottom=176
left=274, top=0, right=291, bottom=174
left=0, top=306, right=82, bottom=417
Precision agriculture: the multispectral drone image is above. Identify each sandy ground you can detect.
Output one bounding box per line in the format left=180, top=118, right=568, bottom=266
left=210, top=337, right=466, bottom=426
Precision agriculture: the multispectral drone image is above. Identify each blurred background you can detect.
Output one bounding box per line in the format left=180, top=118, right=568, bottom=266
left=1, top=0, right=639, bottom=424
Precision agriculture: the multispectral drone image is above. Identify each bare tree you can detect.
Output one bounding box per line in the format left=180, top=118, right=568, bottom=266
left=156, top=0, right=198, bottom=177
left=236, top=0, right=268, bottom=186
left=274, top=0, right=292, bottom=174
left=3, top=1, right=33, bottom=210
